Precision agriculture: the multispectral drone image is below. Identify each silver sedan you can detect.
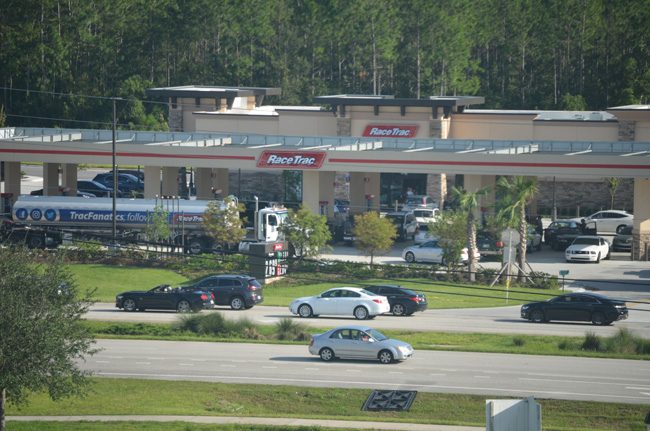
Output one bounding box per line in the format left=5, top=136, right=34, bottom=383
left=308, top=325, right=414, bottom=364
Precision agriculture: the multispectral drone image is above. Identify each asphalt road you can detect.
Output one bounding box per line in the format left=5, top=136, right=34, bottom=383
left=87, top=302, right=650, bottom=339
left=83, top=339, right=650, bottom=405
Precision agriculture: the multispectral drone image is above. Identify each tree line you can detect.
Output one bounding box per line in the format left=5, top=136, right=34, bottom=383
left=1, top=0, right=649, bottom=130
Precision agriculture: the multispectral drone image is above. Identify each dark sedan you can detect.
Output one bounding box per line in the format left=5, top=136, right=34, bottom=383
left=77, top=180, right=118, bottom=197
left=364, top=284, right=427, bottom=316
left=115, top=284, right=214, bottom=313
left=612, top=226, right=632, bottom=252
left=521, top=292, right=627, bottom=326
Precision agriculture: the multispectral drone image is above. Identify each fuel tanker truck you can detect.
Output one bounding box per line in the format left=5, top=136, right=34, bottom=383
left=1, top=195, right=288, bottom=254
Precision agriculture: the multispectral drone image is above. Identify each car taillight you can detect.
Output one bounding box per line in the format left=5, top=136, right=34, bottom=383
left=211, top=292, right=215, bottom=301
left=410, top=297, right=421, bottom=303
left=495, top=241, right=504, bottom=248
left=200, top=294, right=208, bottom=301
left=373, top=299, right=383, bottom=304
left=309, top=338, right=314, bottom=347
left=248, top=284, right=257, bottom=291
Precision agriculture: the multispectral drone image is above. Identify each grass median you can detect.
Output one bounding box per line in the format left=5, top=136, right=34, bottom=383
left=68, top=264, right=563, bottom=307
left=7, top=378, right=648, bottom=431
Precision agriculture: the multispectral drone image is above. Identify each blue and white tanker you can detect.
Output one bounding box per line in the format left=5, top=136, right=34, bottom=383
left=5, top=195, right=288, bottom=253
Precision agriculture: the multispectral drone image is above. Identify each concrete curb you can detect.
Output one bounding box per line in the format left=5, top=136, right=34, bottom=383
left=8, top=415, right=483, bottom=430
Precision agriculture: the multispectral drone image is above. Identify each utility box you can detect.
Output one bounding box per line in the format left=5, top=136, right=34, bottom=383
left=486, top=397, right=541, bottom=431
left=248, top=241, right=289, bottom=284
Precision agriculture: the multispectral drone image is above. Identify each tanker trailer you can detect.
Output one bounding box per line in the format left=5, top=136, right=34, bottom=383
left=5, top=195, right=230, bottom=253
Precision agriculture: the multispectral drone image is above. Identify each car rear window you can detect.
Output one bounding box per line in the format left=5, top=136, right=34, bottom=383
left=247, top=278, right=262, bottom=289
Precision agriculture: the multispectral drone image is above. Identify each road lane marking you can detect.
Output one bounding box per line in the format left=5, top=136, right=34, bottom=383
left=95, top=372, right=650, bottom=401
left=522, top=378, right=646, bottom=387
left=429, top=373, right=446, bottom=376
left=525, top=372, right=643, bottom=382
left=262, top=366, right=277, bottom=369
left=94, top=360, right=109, bottom=364
left=179, top=363, right=193, bottom=366
left=146, top=357, right=165, bottom=360
left=626, top=386, right=650, bottom=391
left=135, top=362, right=151, bottom=365
left=473, top=376, right=490, bottom=379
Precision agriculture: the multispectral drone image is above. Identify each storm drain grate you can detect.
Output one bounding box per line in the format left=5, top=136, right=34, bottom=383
left=362, top=390, right=417, bottom=411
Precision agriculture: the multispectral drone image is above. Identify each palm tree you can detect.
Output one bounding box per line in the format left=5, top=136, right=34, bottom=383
left=451, top=185, right=490, bottom=282
left=496, top=176, right=538, bottom=282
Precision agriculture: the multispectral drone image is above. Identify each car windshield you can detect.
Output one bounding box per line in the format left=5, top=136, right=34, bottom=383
left=572, top=237, right=599, bottom=245
left=366, top=328, right=388, bottom=341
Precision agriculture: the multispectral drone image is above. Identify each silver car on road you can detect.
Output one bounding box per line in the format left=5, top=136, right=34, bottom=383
left=308, top=325, right=414, bottom=364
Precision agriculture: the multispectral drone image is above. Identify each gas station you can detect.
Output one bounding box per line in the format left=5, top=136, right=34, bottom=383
left=1, top=86, right=649, bottom=259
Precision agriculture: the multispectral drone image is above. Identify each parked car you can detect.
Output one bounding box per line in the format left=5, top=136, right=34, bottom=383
left=414, top=224, right=436, bottom=244
left=289, top=287, right=390, bottom=320
left=520, top=292, right=628, bottom=325
left=402, top=194, right=437, bottom=211
left=309, top=325, right=414, bottom=364
left=182, top=274, right=263, bottom=310
left=77, top=180, right=118, bottom=197
left=544, top=220, right=594, bottom=250
left=115, top=284, right=214, bottom=313
left=29, top=188, right=95, bottom=198
left=413, top=208, right=439, bottom=225
left=526, top=226, right=543, bottom=252
left=569, top=210, right=633, bottom=233
left=384, top=210, right=418, bottom=241
left=402, top=240, right=479, bottom=264
left=364, top=284, right=427, bottom=316
left=109, top=169, right=145, bottom=181
left=93, top=173, right=144, bottom=196
left=476, top=231, right=504, bottom=257
left=612, top=225, right=633, bottom=252
left=565, top=235, right=610, bottom=263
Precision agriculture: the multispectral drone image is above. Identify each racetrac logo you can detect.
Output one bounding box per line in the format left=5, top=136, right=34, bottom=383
left=362, top=124, right=419, bottom=138
left=257, top=150, right=326, bottom=169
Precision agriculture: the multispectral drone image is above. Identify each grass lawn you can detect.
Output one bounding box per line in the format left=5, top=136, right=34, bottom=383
left=9, top=424, right=338, bottom=431
left=7, top=378, right=648, bottom=431
left=67, top=264, right=189, bottom=301
left=68, top=264, right=563, bottom=307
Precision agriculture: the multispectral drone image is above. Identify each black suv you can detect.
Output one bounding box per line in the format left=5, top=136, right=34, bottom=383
left=364, top=284, right=427, bottom=316
left=184, top=275, right=263, bottom=310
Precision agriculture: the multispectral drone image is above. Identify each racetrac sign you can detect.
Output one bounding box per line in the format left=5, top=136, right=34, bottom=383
left=257, top=150, right=326, bottom=169
left=363, top=124, right=418, bottom=138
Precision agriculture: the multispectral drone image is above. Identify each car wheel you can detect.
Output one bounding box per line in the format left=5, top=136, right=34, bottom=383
left=230, top=296, right=245, bottom=310
left=378, top=349, right=394, bottom=364
left=405, top=252, right=415, bottom=263
left=177, top=300, right=192, bottom=313
left=595, top=252, right=601, bottom=263
left=604, top=250, right=611, bottom=260
left=122, top=298, right=137, bottom=312
left=530, top=309, right=545, bottom=323
left=319, top=347, right=335, bottom=362
left=591, top=312, right=607, bottom=326
left=391, top=303, right=407, bottom=316
left=353, top=306, right=369, bottom=320
left=298, top=304, right=313, bottom=318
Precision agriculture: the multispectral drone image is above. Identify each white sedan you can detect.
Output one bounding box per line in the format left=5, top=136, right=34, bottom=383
left=402, top=240, right=479, bottom=264
left=289, top=287, right=390, bottom=320
left=569, top=210, right=633, bottom=233
left=565, top=235, right=610, bottom=263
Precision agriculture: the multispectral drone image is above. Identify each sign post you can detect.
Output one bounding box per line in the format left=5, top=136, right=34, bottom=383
left=559, top=269, right=569, bottom=291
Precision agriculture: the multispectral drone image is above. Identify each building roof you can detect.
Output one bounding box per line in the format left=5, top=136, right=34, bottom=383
left=314, top=94, right=484, bottom=108
left=146, top=85, right=281, bottom=99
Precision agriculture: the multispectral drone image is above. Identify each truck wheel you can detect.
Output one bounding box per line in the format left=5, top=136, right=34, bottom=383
left=27, top=234, right=44, bottom=249
left=186, top=239, right=204, bottom=255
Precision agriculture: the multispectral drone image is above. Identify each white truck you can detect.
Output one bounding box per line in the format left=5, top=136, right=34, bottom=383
left=2, top=195, right=288, bottom=254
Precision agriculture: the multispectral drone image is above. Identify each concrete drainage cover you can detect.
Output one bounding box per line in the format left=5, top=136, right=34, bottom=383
left=362, top=390, right=417, bottom=411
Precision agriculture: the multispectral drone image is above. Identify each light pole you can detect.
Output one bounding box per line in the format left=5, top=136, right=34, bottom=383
left=112, top=98, right=117, bottom=245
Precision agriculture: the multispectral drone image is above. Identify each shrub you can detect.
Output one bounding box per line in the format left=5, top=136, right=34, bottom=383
left=557, top=340, right=570, bottom=350
left=275, top=317, right=310, bottom=341
left=512, top=336, right=526, bottom=347
left=525, top=271, right=558, bottom=290
left=582, top=332, right=602, bottom=351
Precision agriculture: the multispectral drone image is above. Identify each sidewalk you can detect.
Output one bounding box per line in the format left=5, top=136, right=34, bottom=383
left=8, top=415, right=484, bottom=430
